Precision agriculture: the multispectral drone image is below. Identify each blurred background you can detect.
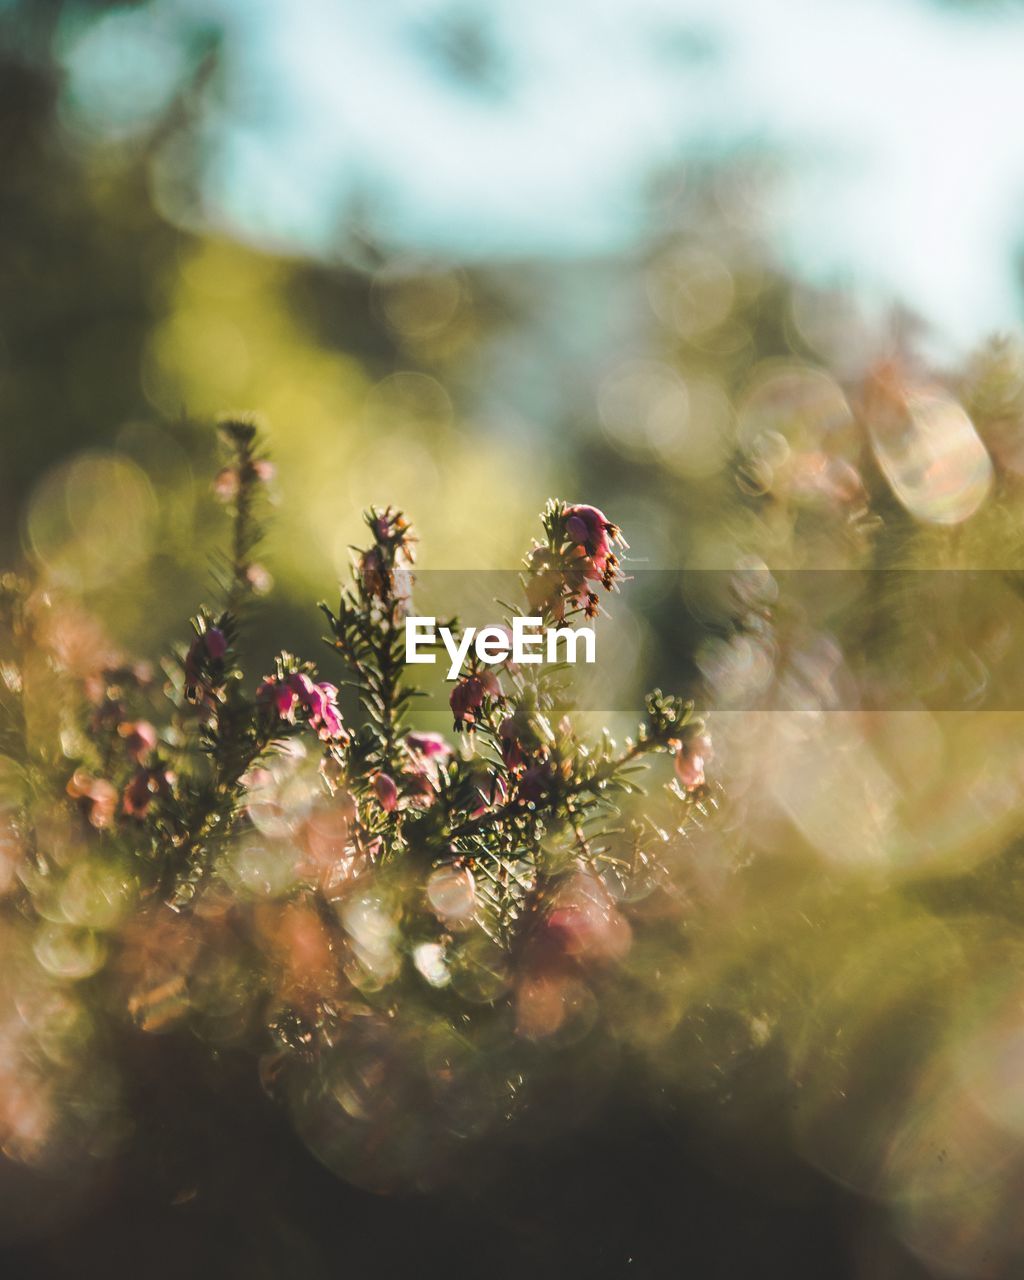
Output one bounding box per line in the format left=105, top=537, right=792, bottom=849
left=9, top=1, right=1024, bottom=1277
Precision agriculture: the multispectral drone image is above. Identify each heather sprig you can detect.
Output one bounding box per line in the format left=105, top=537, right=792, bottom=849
left=212, top=417, right=275, bottom=613
left=309, top=496, right=708, bottom=948
left=152, top=422, right=280, bottom=904
left=0, top=435, right=709, bottom=936
left=319, top=506, right=419, bottom=773
left=0, top=430, right=712, bottom=1186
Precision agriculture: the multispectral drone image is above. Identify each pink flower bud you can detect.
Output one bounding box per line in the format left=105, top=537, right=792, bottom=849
left=310, top=682, right=345, bottom=741
left=184, top=628, right=228, bottom=698
left=563, top=503, right=623, bottom=583
left=316, top=701, right=346, bottom=742
left=499, top=717, right=525, bottom=771
left=450, top=676, right=486, bottom=724
left=287, top=672, right=317, bottom=700
left=258, top=677, right=298, bottom=720
left=405, top=731, right=451, bottom=760
left=373, top=772, right=398, bottom=812
left=67, top=770, right=118, bottom=829
left=213, top=467, right=240, bottom=502
left=245, top=563, right=273, bottom=595
left=564, top=502, right=610, bottom=555
left=674, top=732, right=712, bottom=792
left=259, top=673, right=346, bottom=741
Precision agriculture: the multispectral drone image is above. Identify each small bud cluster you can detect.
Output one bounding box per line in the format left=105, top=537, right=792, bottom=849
left=257, top=667, right=347, bottom=742
left=525, top=501, right=628, bottom=621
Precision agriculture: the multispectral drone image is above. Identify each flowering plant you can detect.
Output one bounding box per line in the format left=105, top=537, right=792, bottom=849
left=0, top=421, right=709, bottom=1187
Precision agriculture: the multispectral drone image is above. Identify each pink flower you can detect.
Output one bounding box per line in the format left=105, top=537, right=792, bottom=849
left=301, top=678, right=332, bottom=717
left=258, top=673, right=347, bottom=742
left=258, top=677, right=298, bottom=720
left=213, top=467, right=240, bottom=502
left=286, top=673, right=320, bottom=720
left=499, top=717, right=526, bottom=771
left=450, top=677, right=483, bottom=724
left=405, top=731, right=451, bottom=760
left=245, top=563, right=273, bottom=595
left=563, top=503, right=616, bottom=579
left=373, top=772, right=398, bottom=812
left=674, top=732, right=712, bottom=792
left=184, top=627, right=228, bottom=694
left=67, top=770, right=118, bottom=829
left=276, top=684, right=299, bottom=718
left=400, top=733, right=450, bottom=807
left=449, top=672, right=501, bottom=726
left=117, top=720, right=158, bottom=763
left=214, top=460, right=273, bottom=501
left=526, top=510, right=622, bottom=618
left=288, top=672, right=315, bottom=697
left=315, top=699, right=346, bottom=742
left=301, top=679, right=345, bottom=741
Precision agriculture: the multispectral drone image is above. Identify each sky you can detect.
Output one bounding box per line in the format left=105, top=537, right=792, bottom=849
left=59, top=0, right=1024, bottom=355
